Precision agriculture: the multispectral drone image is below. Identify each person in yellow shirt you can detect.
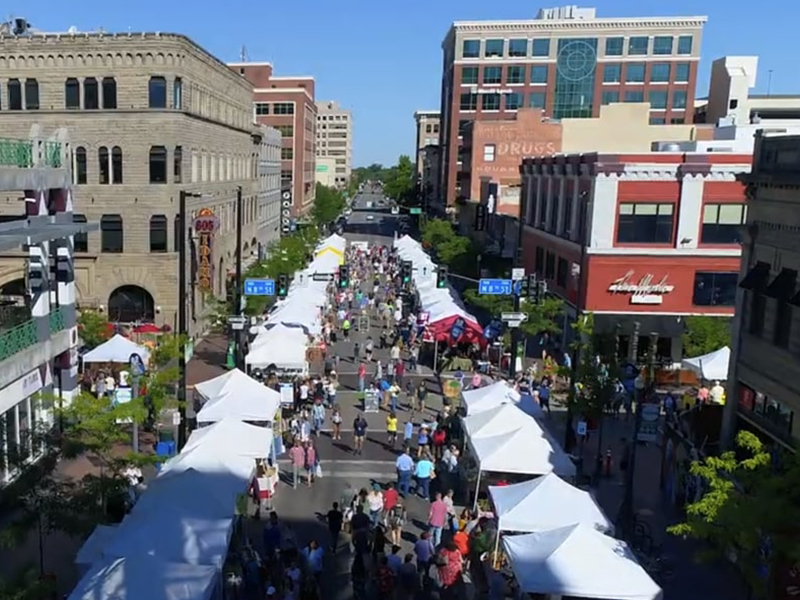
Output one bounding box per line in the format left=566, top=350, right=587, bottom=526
left=386, top=412, right=398, bottom=448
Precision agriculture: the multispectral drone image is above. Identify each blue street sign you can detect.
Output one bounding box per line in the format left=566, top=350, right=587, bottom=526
left=244, top=278, right=275, bottom=296
left=478, top=278, right=513, bottom=295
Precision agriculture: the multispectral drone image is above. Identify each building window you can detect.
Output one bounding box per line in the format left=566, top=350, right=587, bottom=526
left=649, top=116, right=666, bottom=125
left=483, top=66, right=502, bottom=84
left=281, top=169, right=292, bottom=185
left=276, top=125, right=294, bottom=137
left=545, top=252, right=556, bottom=280
left=7, top=79, right=21, bottom=110
left=677, top=35, right=693, bottom=55
left=693, top=272, right=738, bottom=306
left=748, top=291, right=767, bottom=336
left=616, top=202, right=674, bottom=244
left=672, top=90, right=688, bottom=109
left=173, top=146, right=182, bottom=183
left=505, top=92, right=523, bottom=110
left=73, top=214, right=88, bottom=253
left=556, top=258, right=568, bottom=287
left=173, top=77, right=182, bottom=109
left=462, top=66, right=479, bottom=85
left=110, top=146, right=123, bottom=184
left=101, top=77, right=117, bottom=109
left=255, top=103, right=269, bottom=116
left=625, top=63, right=645, bottom=83
left=100, top=215, right=124, bottom=253
left=98, top=146, right=110, bottom=184
left=534, top=247, right=544, bottom=272
left=149, top=146, right=168, bottom=183
left=149, top=215, right=168, bottom=253
left=482, top=93, right=501, bottom=111
left=281, top=147, right=293, bottom=160
left=602, top=90, right=620, bottom=105
left=625, top=90, right=645, bottom=103
left=24, top=79, right=39, bottom=109
left=774, top=300, right=793, bottom=349
left=670, top=117, right=685, bottom=124
left=650, top=63, right=670, bottom=83
left=74, top=147, right=87, bottom=184
left=84, top=77, right=99, bottom=109
left=649, top=90, right=668, bottom=109
left=273, top=103, right=294, bottom=115
left=701, top=203, right=746, bottom=244
left=532, top=39, right=550, bottom=57
left=459, top=93, right=477, bottom=111
left=675, top=63, right=690, bottom=83
left=552, top=38, right=597, bottom=119
left=457, top=119, right=471, bottom=136
left=529, top=92, right=546, bottom=109
left=509, top=39, right=528, bottom=57
left=652, top=36, right=674, bottom=55
left=628, top=36, right=649, bottom=55
left=506, top=66, right=525, bottom=85
left=605, top=37, right=624, bottom=56
left=65, top=78, right=80, bottom=109
left=148, top=76, right=167, bottom=108
left=485, top=39, right=504, bottom=57
left=602, top=64, right=621, bottom=83
left=463, top=39, right=480, bottom=58
left=530, top=65, right=548, bottom=84
left=484, top=144, right=496, bottom=162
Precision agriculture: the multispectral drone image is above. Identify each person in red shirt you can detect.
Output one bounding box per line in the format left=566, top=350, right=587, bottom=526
left=435, top=540, right=464, bottom=599
left=382, top=482, right=398, bottom=523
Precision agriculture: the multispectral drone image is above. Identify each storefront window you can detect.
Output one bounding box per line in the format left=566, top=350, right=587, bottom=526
left=738, top=382, right=794, bottom=438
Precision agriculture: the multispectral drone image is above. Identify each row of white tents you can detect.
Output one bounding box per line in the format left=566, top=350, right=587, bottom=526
left=461, top=381, right=662, bottom=600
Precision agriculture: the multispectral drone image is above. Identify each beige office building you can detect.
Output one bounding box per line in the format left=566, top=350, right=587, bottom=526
left=315, top=101, right=352, bottom=187
left=0, top=30, right=279, bottom=336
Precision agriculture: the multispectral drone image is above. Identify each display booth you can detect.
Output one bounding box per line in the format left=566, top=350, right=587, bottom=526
left=681, top=346, right=730, bottom=382
left=194, top=369, right=280, bottom=424
left=82, top=334, right=151, bottom=365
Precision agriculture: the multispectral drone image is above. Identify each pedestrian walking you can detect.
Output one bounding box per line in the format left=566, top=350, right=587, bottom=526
left=327, top=502, right=344, bottom=552
left=331, top=405, right=343, bottom=441
left=304, top=442, right=316, bottom=488
left=395, top=447, right=414, bottom=496
left=414, top=453, right=435, bottom=500
left=289, top=442, right=305, bottom=489
left=311, top=400, right=325, bottom=435
left=353, top=413, right=367, bottom=455
left=428, top=492, right=448, bottom=547
left=367, top=484, right=384, bottom=528
left=414, top=532, right=435, bottom=580
left=357, top=361, right=367, bottom=392
left=386, top=411, right=398, bottom=448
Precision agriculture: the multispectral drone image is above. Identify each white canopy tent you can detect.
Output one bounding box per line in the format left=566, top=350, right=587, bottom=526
left=246, top=325, right=309, bottom=371
left=67, top=556, right=217, bottom=600
left=489, top=473, right=613, bottom=534
left=503, top=524, right=662, bottom=600
left=316, top=233, right=347, bottom=254
left=82, top=334, right=151, bottom=364
left=74, top=524, right=119, bottom=576
left=182, top=418, right=273, bottom=458
left=681, top=346, right=731, bottom=382
left=463, top=404, right=535, bottom=440
left=135, top=468, right=239, bottom=520
left=194, top=370, right=280, bottom=424
left=158, top=446, right=257, bottom=495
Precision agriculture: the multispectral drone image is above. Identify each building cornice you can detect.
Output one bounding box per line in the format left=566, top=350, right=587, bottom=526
left=253, top=88, right=314, bottom=103
left=450, top=16, right=707, bottom=33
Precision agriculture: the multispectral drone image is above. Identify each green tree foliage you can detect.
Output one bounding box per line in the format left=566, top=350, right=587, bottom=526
left=383, top=155, right=416, bottom=204
left=566, top=313, right=618, bottom=419
left=682, top=315, right=732, bottom=357
left=420, top=218, right=473, bottom=266
left=311, top=183, right=347, bottom=227
left=77, top=310, right=110, bottom=349
left=669, top=430, right=800, bottom=598
left=464, top=289, right=564, bottom=341
left=0, top=567, right=56, bottom=600
left=352, top=163, right=388, bottom=185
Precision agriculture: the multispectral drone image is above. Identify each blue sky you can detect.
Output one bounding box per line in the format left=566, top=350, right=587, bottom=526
left=19, top=0, right=799, bottom=167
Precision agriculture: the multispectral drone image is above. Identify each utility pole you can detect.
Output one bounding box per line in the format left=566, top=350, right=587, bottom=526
left=234, top=186, right=244, bottom=370
left=509, top=185, right=527, bottom=379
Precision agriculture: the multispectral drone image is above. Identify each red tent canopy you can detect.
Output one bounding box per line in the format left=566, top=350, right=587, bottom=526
left=426, top=314, right=484, bottom=345
left=132, top=323, right=161, bottom=334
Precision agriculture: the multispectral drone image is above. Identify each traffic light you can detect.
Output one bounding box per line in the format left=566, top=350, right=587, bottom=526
left=277, top=274, right=289, bottom=298
left=436, top=266, right=449, bottom=289
left=523, top=274, right=537, bottom=298
left=339, top=265, right=350, bottom=288
left=518, top=275, right=530, bottom=297
left=401, top=260, right=412, bottom=285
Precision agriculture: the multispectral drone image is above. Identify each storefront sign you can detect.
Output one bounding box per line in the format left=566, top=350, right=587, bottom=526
left=0, top=367, right=45, bottom=415
left=637, top=403, right=661, bottom=442
left=608, top=270, right=675, bottom=305
left=194, top=208, right=219, bottom=292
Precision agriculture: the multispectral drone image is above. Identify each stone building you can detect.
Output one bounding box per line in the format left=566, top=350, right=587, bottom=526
left=0, top=31, right=277, bottom=335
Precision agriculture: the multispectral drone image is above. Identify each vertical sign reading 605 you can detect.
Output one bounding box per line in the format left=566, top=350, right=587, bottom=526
left=194, top=208, right=220, bottom=292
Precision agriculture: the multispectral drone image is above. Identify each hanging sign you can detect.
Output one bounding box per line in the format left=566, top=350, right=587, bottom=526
left=450, top=317, right=466, bottom=342
left=194, top=208, right=219, bottom=292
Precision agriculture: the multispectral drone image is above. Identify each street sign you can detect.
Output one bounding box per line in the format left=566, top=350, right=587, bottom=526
left=244, top=278, right=275, bottom=296
left=479, top=278, right=513, bottom=295
left=512, top=267, right=526, bottom=281
left=312, top=272, right=335, bottom=282
left=128, top=353, right=146, bottom=377
left=637, top=403, right=661, bottom=443
left=501, top=312, right=528, bottom=322
left=409, top=207, right=422, bottom=215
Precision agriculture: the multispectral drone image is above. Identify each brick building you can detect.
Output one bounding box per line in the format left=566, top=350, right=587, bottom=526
left=0, top=31, right=275, bottom=336
left=229, top=62, right=317, bottom=219
left=519, top=151, right=751, bottom=362
left=438, top=6, right=706, bottom=208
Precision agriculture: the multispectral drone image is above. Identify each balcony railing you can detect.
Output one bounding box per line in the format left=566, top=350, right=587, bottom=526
left=0, top=319, right=38, bottom=362
left=0, top=138, right=63, bottom=169
left=50, top=307, right=66, bottom=333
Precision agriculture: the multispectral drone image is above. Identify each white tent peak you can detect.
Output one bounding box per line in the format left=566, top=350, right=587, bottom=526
left=82, top=334, right=150, bottom=364
left=681, top=346, right=730, bottom=382
left=194, top=370, right=280, bottom=423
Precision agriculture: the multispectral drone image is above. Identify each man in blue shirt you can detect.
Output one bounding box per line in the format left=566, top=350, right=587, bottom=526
left=414, top=454, right=435, bottom=500
left=395, top=447, right=414, bottom=496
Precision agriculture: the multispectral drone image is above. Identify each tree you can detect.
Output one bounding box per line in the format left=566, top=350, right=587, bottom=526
left=77, top=309, right=110, bottom=349
left=669, top=430, right=800, bottom=598
left=352, top=163, right=387, bottom=185
left=464, top=288, right=563, bottom=341
left=420, top=218, right=472, bottom=266
left=682, top=316, right=732, bottom=357
left=383, top=155, right=416, bottom=204
left=311, top=183, right=347, bottom=227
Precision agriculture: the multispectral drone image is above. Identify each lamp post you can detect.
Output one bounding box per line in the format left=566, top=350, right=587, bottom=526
left=234, top=186, right=244, bottom=371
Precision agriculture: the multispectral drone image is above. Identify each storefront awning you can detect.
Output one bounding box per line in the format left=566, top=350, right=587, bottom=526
left=739, top=261, right=770, bottom=291
left=764, top=268, right=797, bottom=301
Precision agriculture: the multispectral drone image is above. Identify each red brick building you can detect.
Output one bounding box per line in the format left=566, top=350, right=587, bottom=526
left=519, top=151, right=751, bottom=362
left=229, top=62, right=317, bottom=218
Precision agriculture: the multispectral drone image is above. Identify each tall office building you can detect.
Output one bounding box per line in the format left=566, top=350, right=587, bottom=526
left=438, top=5, right=707, bottom=206
left=315, top=101, right=352, bottom=188
left=230, top=62, right=317, bottom=218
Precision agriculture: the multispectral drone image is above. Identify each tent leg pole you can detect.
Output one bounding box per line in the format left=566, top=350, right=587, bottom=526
left=434, top=340, right=439, bottom=372
left=472, top=469, right=482, bottom=512
left=493, top=530, right=501, bottom=569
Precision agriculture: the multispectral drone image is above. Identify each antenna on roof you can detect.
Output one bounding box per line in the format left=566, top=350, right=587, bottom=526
left=240, top=45, right=249, bottom=62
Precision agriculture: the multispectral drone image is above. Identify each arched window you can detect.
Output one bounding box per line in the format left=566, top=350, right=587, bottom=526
left=98, top=146, right=109, bottom=184
left=108, top=285, right=155, bottom=323
left=102, top=77, right=117, bottom=109
left=149, top=215, right=168, bottom=253
left=74, top=147, right=87, bottom=184
left=111, top=146, right=123, bottom=184
left=65, top=78, right=80, bottom=109
left=72, top=214, right=88, bottom=252
left=24, top=79, right=39, bottom=110
left=100, top=214, right=123, bottom=253
left=149, top=146, right=167, bottom=183
left=84, top=77, right=99, bottom=110
left=7, top=79, right=22, bottom=110
left=148, top=76, right=167, bottom=109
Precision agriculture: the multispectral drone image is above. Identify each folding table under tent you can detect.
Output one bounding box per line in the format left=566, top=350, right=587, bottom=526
left=503, top=524, right=662, bottom=600
left=81, top=334, right=151, bottom=364
left=194, top=369, right=280, bottom=424
left=67, top=555, right=217, bottom=600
